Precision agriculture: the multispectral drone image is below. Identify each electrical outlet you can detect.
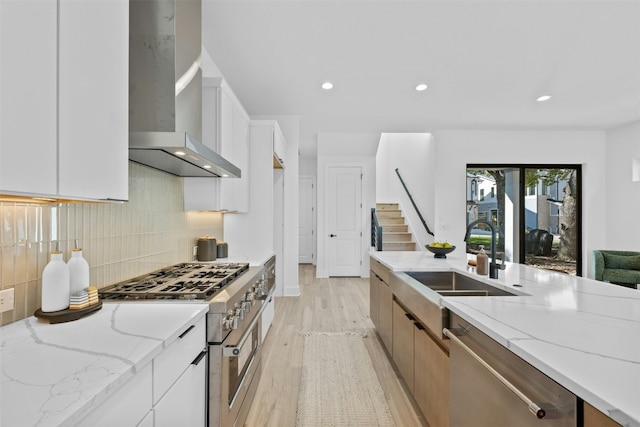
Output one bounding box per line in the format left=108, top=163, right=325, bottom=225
left=0, top=288, right=15, bottom=313
left=193, top=245, right=198, bottom=257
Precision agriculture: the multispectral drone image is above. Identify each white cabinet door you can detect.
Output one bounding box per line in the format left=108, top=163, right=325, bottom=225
left=153, top=321, right=206, bottom=404
left=184, top=78, right=249, bottom=211
left=76, top=363, right=153, bottom=427
left=219, top=100, right=250, bottom=211
left=58, top=0, right=128, bottom=201
left=154, top=350, right=207, bottom=427
left=0, top=0, right=58, bottom=196
left=0, top=0, right=128, bottom=201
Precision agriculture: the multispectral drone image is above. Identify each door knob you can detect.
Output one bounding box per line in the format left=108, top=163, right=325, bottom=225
left=329, top=234, right=337, bottom=237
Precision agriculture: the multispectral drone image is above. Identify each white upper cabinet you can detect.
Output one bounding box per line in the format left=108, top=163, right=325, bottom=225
left=184, top=78, right=249, bottom=212
left=0, top=0, right=128, bottom=202
left=58, top=0, right=129, bottom=201
left=1, top=0, right=58, bottom=197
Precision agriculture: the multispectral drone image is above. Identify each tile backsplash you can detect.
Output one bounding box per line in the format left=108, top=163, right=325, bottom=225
left=0, top=162, right=223, bottom=325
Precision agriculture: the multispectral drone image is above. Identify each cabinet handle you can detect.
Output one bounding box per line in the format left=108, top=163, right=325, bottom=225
left=179, top=324, right=195, bottom=339
left=443, top=328, right=546, bottom=419
left=191, top=350, right=207, bottom=366
left=414, top=322, right=425, bottom=330
left=405, top=313, right=415, bottom=321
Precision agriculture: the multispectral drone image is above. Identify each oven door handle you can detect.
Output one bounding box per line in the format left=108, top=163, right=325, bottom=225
left=222, top=303, right=266, bottom=357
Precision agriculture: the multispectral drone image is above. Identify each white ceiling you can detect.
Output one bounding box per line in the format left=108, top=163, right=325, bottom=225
left=202, top=0, right=640, bottom=157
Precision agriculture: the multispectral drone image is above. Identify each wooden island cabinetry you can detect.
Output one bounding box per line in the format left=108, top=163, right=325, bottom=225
left=584, top=402, right=622, bottom=427
left=370, top=258, right=393, bottom=353
left=370, top=256, right=450, bottom=427
left=390, top=294, right=450, bottom=427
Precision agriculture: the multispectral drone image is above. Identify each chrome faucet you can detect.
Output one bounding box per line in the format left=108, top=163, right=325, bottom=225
left=464, top=220, right=505, bottom=279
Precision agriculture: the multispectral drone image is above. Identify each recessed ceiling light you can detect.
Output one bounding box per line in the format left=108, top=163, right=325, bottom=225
left=221, top=174, right=229, bottom=178
left=415, top=83, right=428, bottom=92
left=321, top=82, right=333, bottom=90
left=203, top=165, right=212, bottom=169
left=174, top=151, right=186, bottom=156
left=536, top=94, right=552, bottom=102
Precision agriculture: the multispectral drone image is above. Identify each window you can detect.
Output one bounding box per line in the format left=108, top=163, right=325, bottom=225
left=466, top=165, right=581, bottom=276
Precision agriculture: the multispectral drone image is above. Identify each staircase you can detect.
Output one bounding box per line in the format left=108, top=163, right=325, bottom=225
left=375, top=203, right=417, bottom=251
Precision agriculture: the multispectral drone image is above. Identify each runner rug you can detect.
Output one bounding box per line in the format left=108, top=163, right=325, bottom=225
left=295, top=331, right=396, bottom=427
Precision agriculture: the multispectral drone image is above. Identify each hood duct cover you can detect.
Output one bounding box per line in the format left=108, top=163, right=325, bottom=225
left=128, top=0, right=240, bottom=178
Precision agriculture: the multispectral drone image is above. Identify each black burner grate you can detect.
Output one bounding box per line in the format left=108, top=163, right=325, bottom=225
left=98, top=262, right=250, bottom=300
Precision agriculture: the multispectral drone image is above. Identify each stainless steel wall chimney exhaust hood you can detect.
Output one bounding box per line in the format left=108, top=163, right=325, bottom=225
left=128, top=0, right=240, bottom=178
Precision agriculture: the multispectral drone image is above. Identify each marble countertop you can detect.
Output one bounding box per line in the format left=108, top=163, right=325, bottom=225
left=0, top=302, right=209, bottom=427
left=371, top=250, right=640, bottom=427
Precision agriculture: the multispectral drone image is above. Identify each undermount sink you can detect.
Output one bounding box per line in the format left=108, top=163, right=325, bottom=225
left=389, top=270, right=520, bottom=340
left=404, top=271, right=517, bottom=297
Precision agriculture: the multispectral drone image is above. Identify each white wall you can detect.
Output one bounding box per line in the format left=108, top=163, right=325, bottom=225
left=433, top=130, right=607, bottom=277
left=605, top=120, right=640, bottom=250
left=376, top=133, right=436, bottom=249
left=299, top=157, right=317, bottom=176
left=316, top=133, right=379, bottom=278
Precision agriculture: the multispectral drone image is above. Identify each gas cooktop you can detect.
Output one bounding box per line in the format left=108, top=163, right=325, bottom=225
left=99, top=262, right=250, bottom=301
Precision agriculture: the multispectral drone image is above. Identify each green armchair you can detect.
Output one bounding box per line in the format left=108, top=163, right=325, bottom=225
left=592, top=250, right=640, bottom=289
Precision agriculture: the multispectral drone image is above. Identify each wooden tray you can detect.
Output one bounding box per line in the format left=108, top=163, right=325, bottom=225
left=34, top=301, right=102, bottom=324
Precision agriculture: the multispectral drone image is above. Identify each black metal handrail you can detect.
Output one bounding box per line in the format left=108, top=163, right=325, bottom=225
left=395, top=168, right=435, bottom=236
left=371, top=208, right=383, bottom=251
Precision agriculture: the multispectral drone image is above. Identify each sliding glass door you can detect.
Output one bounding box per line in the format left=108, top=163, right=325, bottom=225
left=466, top=165, right=581, bottom=276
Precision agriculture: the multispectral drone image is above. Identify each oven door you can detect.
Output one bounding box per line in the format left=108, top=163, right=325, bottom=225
left=210, top=311, right=263, bottom=427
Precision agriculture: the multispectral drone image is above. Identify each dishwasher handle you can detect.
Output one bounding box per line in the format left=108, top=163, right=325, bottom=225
left=443, top=328, right=546, bottom=420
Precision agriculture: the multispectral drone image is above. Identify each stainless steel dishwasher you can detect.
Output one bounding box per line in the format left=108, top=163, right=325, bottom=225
left=445, top=312, right=577, bottom=427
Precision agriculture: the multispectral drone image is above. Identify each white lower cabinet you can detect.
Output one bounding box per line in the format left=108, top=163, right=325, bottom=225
left=153, top=319, right=207, bottom=427
left=76, top=317, right=207, bottom=427
left=154, top=353, right=207, bottom=427
left=76, top=363, right=152, bottom=427
left=261, top=295, right=275, bottom=341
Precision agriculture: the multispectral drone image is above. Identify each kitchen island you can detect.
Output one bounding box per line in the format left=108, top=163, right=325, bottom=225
left=371, top=250, right=640, bottom=427
left=0, top=302, right=209, bottom=427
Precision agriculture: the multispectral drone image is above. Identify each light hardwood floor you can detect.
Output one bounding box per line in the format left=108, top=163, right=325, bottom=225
left=244, top=264, right=426, bottom=427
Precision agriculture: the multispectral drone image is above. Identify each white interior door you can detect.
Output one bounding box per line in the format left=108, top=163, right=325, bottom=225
left=299, top=176, right=315, bottom=264
left=327, top=166, right=362, bottom=276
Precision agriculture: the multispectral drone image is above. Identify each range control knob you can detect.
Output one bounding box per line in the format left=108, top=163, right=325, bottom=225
left=234, top=302, right=245, bottom=320
left=245, top=291, right=256, bottom=302
left=223, top=310, right=238, bottom=330
left=242, top=300, right=251, bottom=313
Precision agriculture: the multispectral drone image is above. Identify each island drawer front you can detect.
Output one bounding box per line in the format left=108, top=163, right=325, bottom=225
left=153, top=319, right=206, bottom=404
left=390, top=272, right=449, bottom=342
left=370, top=258, right=390, bottom=283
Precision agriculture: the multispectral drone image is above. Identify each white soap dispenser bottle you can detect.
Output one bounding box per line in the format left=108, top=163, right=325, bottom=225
left=68, top=241, right=90, bottom=295
left=41, top=248, right=71, bottom=312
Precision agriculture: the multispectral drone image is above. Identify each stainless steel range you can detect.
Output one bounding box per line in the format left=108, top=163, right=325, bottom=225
left=99, top=261, right=274, bottom=427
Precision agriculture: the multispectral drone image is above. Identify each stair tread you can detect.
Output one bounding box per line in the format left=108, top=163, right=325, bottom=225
left=375, top=202, right=417, bottom=251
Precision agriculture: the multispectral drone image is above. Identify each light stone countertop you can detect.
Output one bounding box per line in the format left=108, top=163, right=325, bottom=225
left=0, top=302, right=209, bottom=427
left=370, top=250, right=640, bottom=427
